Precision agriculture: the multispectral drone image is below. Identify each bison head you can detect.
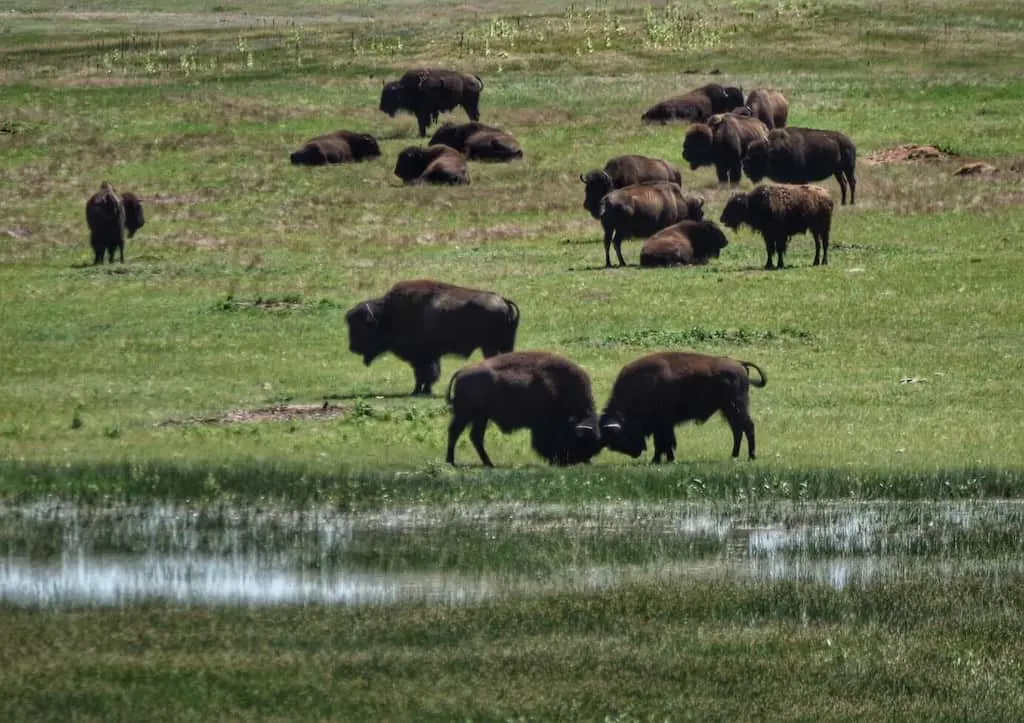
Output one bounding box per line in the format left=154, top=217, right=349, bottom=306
left=428, top=122, right=461, bottom=148
left=719, top=192, right=750, bottom=231
left=741, top=139, right=769, bottom=182
left=121, top=192, right=145, bottom=238
left=684, top=194, right=706, bottom=222
left=348, top=133, right=382, bottom=160
left=394, top=146, right=429, bottom=182
left=531, top=416, right=603, bottom=466
left=581, top=170, right=614, bottom=219
left=692, top=221, right=729, bottom=259
left=598, top=413, right=645, bottom=459
left=682, top=124, right=715, bottom=170
left=722, top=86, right=745, bottom=112
left=379, top=81, right=405, bottom=117
left=345, top=300, right=387, bottom=365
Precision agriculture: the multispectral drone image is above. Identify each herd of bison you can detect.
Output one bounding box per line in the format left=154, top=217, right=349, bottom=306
left=85, top=67, right=863, bottom=468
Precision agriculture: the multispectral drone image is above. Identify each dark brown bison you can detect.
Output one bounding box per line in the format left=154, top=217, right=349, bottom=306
left=742, top=127, right=857, bottom=204
left=639, top=220, right=729, bottom=267
left=289, top=130, right=381, bottom=165
left=379, top=69, right=484, bottom=138
left=345, top=279, right=519, bottom=396
left=720, top=184, right=834, bottom=269
left=85, top=182, right=145, bottom=265
left=428, top=121, right=523, bottom=162
left=640, top=83, right=745, bottom=124
left=393, top=144, right=470, bottom=185
left=744, top=89, right=789, bottom=129
left=599, top=351, right=767, bottom=462
left=682, top=113, right=769, bottom=184
left=446, top=351, right=601, bottom=467
left=598, top=182, right=705, bottom=267
left=580, top=155, right=682, bottom=220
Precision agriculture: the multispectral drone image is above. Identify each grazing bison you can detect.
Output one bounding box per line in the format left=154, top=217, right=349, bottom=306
left=639, top=220, right=729, bottom=267
left=446, top=351, right=601, bottom=467
left=428, top=121, right=523, bottom=162
left=345, top=279, right=519, bottom=396
left=744, top=89, right=789, bottom=129
left=742, top=127, right=857, bottom=205
left=598, top=182, right=705, bottom=267
left=641, top=83, right=745, bottom=124
left=599, top=351, right=767, bottom=462
left=580, top=155, right=682, bottom=220
left=379, top=68, right=484, bottom=138
left=290, top=130, right=381, bottom=165
left=720, top=184, right=834, bottom=269
left=682, top=113, right=769, bottom=184
left=393, top=144, right=470, bottom=185
left=85, top=181, right=145, bottom=265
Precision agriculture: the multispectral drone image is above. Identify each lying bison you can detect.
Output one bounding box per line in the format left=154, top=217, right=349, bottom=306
left=85, top=181, right=145, bottom=265
left=641, top=83, right=745, bottom=124
left=639, top=220, right=729, bottom=267
left=742, top=127, right=857, bottom=205
left=394, top=144, right=470, bottom=185
left=744, top=89, right=789, bottom=129
left=379, top=68, right=484, bottom=138
left=345, top=279, right=519, bottom=396
left=290, top=130, right=381, bottom=165
left=580, top=155, right=682, bottom=220
left=720, top=184, right=834, bottom=269
left=428, top=121, right=523, bottom=162
left=598, top=182, right=705, bottom=267
left=599, top=351, right=767, bottom=462
left=682, top=113, right=769, bottom=184
left=446, top=351, right=601, bottom=467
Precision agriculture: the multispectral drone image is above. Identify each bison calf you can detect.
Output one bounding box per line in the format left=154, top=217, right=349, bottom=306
left=446, top=351, right=601, bottom=467
left=598, top=182, right=705, bottom=267
left=290, top=130, right=381, bottom=165
left=641, top=83, right=745, bottom=124
left=682, top=113, right=769, bottom=184
left=345, top=279, right=519, bottom=396
left=580, top=155, right=682, bottom=220
left=599, top=351, right=767, bottom=462
left=720, top=184, right=834, bottom=269
left=639, top=220, right=729, bottom=267
left=394, top=144, right=470, bottom=185
left=85, top=181, right=145, bottom=265
left=380, top=69, right=484, bottom=138
left=428, top=121, right=523, bottom=162
left=742, top=126, right=857, bottom=205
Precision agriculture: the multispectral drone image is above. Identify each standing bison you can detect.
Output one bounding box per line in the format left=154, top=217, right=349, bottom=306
left=345, top=280, right=519, bottom=396
left=289, top=130, right=381, bottom=165
left=428, top=122, right=523, bottom=162
left=682, top=113, right=769, bottom=184
left=379, top=69, right=484, bottom=138
left=598, top=182, right=705, bottom=267
left=446, top=351, right=602, bottom=467
left=85, top=181, right=145, bottom=265
left=580, top=155, right=682, bottom=219
left=599, top=351, right=767, bottom=463
left=641, top=83, right=745, bottom=124
left=720, top=184, right=835, bottom=269
left=744, top=89, right=789, bottom=129
left=742, top=127, right=857, bottom=204
left=639, top=220, right=729, bottom=267
left=393, top=144, right=470, bottom=185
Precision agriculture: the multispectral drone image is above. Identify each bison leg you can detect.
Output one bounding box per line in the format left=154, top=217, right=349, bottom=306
left=446, top=415, right=470, bottom=465
left=412, top=359, right=441, bottom=396
left=416, top=111, right=431, bottom=138
left=469, top=418, right=494, bottom=467
left=603, top=227, right=615, bottom=268
left=613, top=231, right=628, bottom=267
left=651, top=425, right=676, bottom=464
left=819, top=221, right=831, bottom=266
left=834, top=171, right=848, bottom=206
left=715, top=162, right=730, bottom=184
left=846, top=170, right=856, bottom=205
left=723, top=403, right=756, bottom=459
left=762, top=237, right=776, bottom=270
left=91, top=236, right=105, bottom=265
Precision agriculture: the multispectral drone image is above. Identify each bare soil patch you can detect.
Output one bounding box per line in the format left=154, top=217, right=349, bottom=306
left=863, top=144, right=956, bottom=165
left=160, top=403, right=348, bottom=427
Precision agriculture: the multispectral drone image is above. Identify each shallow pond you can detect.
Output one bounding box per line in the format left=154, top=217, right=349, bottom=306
left=3, top=500, right=1023, bottom=607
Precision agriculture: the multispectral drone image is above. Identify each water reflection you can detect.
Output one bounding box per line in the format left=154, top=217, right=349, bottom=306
left=2, top=500, right=1023, bottom=607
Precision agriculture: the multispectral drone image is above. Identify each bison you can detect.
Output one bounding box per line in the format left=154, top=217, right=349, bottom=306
left=290, top=130, right=381, bottom=165
left=720, top=184, right=834, bottom=269
left=428, top=121, right=523, bottom=162
left=639, top=220, right=729, bottom=267
left=580, top=155, right=682, bottom=220
left=599, top=351, right=767, bottom=462
left=379, top=68, right=484, bottom=138
left=744, top=89, right=789, bottom=129
left=641, top=83, right=745, bottom=124
left=446, top=351, right=602, bottom=467
left=85, top=181, right=145, bottom=265
left=742, top=127, right=857, bottom=205
left=345, top=279, right=519, bottom=396
left=393, top=144, right=470, bottom=185
left=682, top=113, right=769, bottom=184
left=598, top=182, right=705, bottom=267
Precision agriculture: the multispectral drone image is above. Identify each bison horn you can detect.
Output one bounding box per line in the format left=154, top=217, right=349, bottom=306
left=363, top=303, right=377, bottom=324
left=599, top=420, right=622, bottom=433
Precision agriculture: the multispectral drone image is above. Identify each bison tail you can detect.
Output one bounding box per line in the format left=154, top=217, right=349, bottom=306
left=741, top=361, right=767, bottom=388
left=505, top=299, right=520, bottom=332
left=445, top=370, right=462, bottom=407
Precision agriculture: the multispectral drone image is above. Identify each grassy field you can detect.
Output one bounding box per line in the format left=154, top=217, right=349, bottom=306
left=1, top=0, right=1024, bottom=718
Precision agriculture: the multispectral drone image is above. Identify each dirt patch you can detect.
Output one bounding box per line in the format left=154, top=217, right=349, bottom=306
left=863, top=144, right=956, bottom=165
left=953, top=162, right=1000, bottom=177
left=160, top=403, right=348, bottom=427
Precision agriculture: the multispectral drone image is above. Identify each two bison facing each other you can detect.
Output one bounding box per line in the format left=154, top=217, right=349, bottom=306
left=85, top=182, right=145, bottom=265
